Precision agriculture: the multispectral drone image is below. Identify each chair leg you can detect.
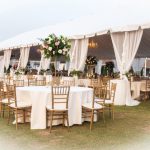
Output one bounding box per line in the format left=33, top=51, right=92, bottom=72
left=23, top=109, right=26, bottom=123
left=112, top=105, right=114, bottom=120
left=63, top=112, right=65, bottom=127
left=109, top=105, right=111, bottom=118
left=0, top=102, right=2, bottom=116
left=7, top=106, right=11, bottom=125
left=102, top=108, right=105, bottom=124
left=90, top=109, right=94, bottom=131
left=2, top=104, right=5, bottom=118
left=16, top=109, right=18, bottom=130
left=66, top=111, right=70, bottom=132
left=49, top=111, right=53, bottom=133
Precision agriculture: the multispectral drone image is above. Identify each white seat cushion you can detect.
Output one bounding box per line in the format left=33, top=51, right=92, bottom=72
left=95, top=97, right=104, bottom=103
left=46, top=103, right=67, bottom=111
left=140, top=89, right=150, bottom=92
left=9, top=101, right=31, bottom=108
left=82, top=102, right=103, bottom=110
left=2, top=98, right=14, bottom=104
left=105, top=99, right=113, bottom=104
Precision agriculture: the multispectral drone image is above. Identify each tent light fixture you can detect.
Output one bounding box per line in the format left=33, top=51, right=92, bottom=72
left=88, top=40, right=98, bottom=48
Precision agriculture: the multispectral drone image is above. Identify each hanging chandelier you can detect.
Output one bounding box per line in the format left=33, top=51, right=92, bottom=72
left=88, top=40, right=98, bottom=48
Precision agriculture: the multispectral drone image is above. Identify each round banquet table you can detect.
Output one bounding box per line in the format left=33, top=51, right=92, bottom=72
left=16, top=86, right=93, bottom=129
left=110, top=79, right=140, bottom=106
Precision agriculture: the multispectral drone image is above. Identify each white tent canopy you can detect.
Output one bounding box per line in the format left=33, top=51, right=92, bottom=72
left=0, top=10, right=150, bottom=50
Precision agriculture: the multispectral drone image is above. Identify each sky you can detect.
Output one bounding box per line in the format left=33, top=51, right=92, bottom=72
left=0, top=0, right=150, bottom=42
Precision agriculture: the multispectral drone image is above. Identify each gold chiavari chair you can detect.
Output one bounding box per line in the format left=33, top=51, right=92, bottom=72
left=28, top=78, right=37, bottom=86
left=7, top=84, right=31, bottom=130
left=46, top=86, right=70, bottom=133
left=62, top=80, right=75, bottom=86
left=0, top=81, right=9, bottom=118
left=51, top=77, right=60, bottom=86
left=140, top=79, right=150, bottom=101
left=36, top=79, right=46, bottom=86
left=82, top=87, right=105, bottom=130
left=102, top=77, right=112, bottom=99
left=96, top=83, right=117, bottom=120
left=4, top=76, right=11, bottom=84
left=91, top=78, right=98, bottom=86
left=13, top=80, right=24, bottom=87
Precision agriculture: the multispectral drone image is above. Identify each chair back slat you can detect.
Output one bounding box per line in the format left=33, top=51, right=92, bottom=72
left=13, top=80, right=24, bottom=87
left=36, top=79, right=46, bottom=86
left=51, top=86, right=70, bottom=109
left=0, top=81, right=5, bottom=100
left=110, top=83, right=117, bottom=102
left=6, top=84, right=17, bottom=107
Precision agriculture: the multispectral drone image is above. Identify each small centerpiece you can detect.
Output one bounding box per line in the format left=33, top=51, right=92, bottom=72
left=86, top=56, right=97, bottom=66
left=86, top=56, right=97, bottom=78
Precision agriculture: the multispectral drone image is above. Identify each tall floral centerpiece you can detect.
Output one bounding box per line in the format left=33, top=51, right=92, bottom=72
left=86, top=56, right=97, bottom=78
left=41, top=34, right=71, bottom=76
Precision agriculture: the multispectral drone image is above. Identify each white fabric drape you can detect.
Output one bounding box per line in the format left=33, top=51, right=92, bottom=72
left=111, top=29, right=143, bottom=78
left=69, top=38, right=89, bottom=73
left=17, top=47, right=30, bottom=69
left=111, top=29, right=143, bottom=106
left=0, top=56, right=4, bottom=76
left=4, top=49, right=12, bottom=70
left=95, top=60, right=102, bottom=75
left=38, top=54, right=51, bottom=74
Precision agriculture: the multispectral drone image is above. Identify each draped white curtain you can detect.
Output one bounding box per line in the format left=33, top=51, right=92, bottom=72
left=111, top=29, right=142, bottom=106
left=0, top=56, right=4, bottom=76
left=4, top=49, right=12, bottom=70
left=38, top=54, right=51, bottom=74
left=69, top=38, right=89, bottom=73
left=111, top=29, right=143, bottom=79
left=17, top=47, right=30, bottom=69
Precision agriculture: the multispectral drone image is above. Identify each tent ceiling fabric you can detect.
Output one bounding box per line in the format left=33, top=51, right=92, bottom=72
left=88, top=29, right=150, bottom=59
left=0, top=10, right=150, bottom=50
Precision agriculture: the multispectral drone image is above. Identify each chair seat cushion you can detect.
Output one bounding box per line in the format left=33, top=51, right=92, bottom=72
left=9, top=101, right=31, bottom=108
left=140, top=89, right=150, bottom=92
left=105, top=99, right=113, bottom=104
left=95, top=97, right=104, bottom=103
left=46, top=103, right=68, bottom=111
left=82, top=102, right=103, bottom=110
left=2, top=98, right=14, bottom=104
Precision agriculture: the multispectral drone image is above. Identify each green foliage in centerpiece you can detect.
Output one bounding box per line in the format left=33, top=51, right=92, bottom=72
left=70, top=70, right=82, bottom=77
left=40, top=34, right=71, bottom=59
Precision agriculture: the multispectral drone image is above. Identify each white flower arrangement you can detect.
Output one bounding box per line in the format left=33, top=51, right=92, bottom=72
left=40, top=34, right=71, bottom=59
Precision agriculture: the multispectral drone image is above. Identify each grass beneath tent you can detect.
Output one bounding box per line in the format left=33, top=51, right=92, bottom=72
left=1, top=102, right=150, bottom=150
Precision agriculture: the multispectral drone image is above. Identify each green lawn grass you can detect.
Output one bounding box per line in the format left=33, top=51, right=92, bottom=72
left=0, top=102, right=150, bottom=150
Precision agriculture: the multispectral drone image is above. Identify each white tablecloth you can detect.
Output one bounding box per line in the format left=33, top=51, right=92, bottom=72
left=16, top=86, right=93, bottom=129
left=110, top=79, right=140, bottom=106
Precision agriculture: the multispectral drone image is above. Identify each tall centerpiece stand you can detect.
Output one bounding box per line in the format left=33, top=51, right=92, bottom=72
left=40, top=34, right=71, bottom=76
